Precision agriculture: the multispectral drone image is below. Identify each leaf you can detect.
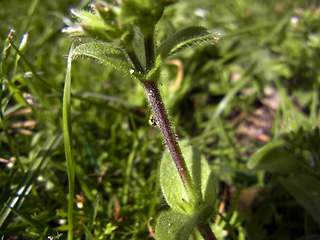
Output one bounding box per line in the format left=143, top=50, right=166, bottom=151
left=155, top=210, right=197, bottom=240
left=71, top=42, right=140, bottom=80
left=148, top=26, right=219, bottom=79
left=155, top=205, right=216, bottom=240
left=71, top=9, right=108, bottom=28
left=160, top=140, right=216, bottom=214
left=280, top=173, right=320, bottom=225
left=158, top=26, right=217, bottom=58
left=247, top=140, right=300, bottom=173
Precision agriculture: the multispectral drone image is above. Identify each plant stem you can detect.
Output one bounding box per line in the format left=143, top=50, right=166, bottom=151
left=143, top=80, right=218, bottom=240
left=141, top=80, right=193, bottom=191
left=198, top=223, right=217, bottom=240
left=144, top=34, right=155, bottom=72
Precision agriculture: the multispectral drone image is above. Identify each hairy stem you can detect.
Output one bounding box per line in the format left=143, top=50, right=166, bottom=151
left=142, top=80, right=217, bottom=240
left=141, top=80, right=193, bottom=191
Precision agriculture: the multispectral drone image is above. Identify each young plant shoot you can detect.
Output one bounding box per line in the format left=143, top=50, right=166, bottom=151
left=63, top=0, right=220, bottom=239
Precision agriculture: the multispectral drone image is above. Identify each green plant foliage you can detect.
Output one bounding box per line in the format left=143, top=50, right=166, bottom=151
left=248, top=126, right=320, bottom=229
left=0, top=132, right=62, bottom=231
left=63, top=1, right=221, bottom=237
left=155, top=210, right=198, bottom=240
left=158, top=27, right=217, bottom=58
left=120, top=0, right=165, bottom=36
left=71, top=42, right=140, bottom=79
left=70, top=9, right=113, bottom=42
left=63, top=2, right=131, bottom=44
left=149, top=26, right=220, bottom=79
left=160, top=140, right=216, bottom=214
left=280, top=173, right=320, bottom=225
left=247, top=140, right=300, bottom=172
left=155, top=204, right=216, bottom=240
left=1, top=0, right=320, bottom=239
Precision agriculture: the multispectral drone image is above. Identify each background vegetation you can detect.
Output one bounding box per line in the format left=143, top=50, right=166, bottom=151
left=0, top=0, right=320, bottom=239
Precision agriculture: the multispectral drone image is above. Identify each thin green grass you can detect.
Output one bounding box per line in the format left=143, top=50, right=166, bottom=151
left=63, top=43, right=75, bottom=240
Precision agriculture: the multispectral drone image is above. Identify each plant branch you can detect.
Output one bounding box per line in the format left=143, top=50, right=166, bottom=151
left=141, top=80, right=193, bottom=191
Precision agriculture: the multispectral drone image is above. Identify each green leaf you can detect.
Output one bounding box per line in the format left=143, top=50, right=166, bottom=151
left=160, top=140, right=216, bottom=214
left=148, top=26, right=219, bottom=79
left=155, top=210, right=197, bottom=240
left=247, top=140, right=300, bottom=172
left=70, top=9, right=114, bottom=42
left=71, top=42, right=140, bottom=80
left=155, top=204, right=216, bottom=240
left=280, top=173, right=320, bottom=225
left=158, top=26, right=217, bottom=57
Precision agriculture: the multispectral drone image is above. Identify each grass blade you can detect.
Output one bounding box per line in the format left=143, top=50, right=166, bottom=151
left=0, top=131, right=62, bottom=229
left=63, top=43, right=76, bottom=240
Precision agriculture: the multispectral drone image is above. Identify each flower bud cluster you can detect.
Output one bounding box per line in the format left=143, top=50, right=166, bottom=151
left=62, top=0, right=173, bottom=47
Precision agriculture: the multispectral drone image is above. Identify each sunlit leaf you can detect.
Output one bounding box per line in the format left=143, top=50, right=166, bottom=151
left=160, top=140, right=216, bottom=214
left=148, top=26, right=219, bottom=79
left=155, top=210, right=197, bottom=240
left=71, top=42, right=140, bottom=80
left=155, top=204, right=216, bottom=240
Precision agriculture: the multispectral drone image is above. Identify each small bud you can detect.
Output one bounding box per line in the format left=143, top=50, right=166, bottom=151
left=70, top=9, right=82, bottom=19
left=95, top=1, right=118, bottom=26
left=19, top=33, right=28, bottom=50
left=2, top=29, right=15, bottom=58
left=62, top=26, right=84, bottom=36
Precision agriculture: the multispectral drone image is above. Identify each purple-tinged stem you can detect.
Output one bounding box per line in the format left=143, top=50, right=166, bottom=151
left=141, top=80, right=193, bottom=189
left=142, top=80, right=217, bottom=240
